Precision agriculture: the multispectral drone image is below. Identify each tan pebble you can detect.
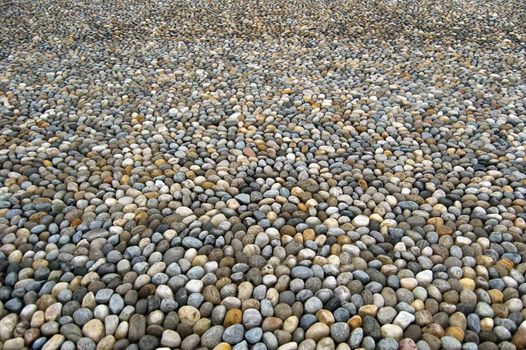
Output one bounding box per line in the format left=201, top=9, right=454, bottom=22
left=514, top=218, right=526, bottom=230
left=224, top=309, right=242, bottom=326
left=316, top=337, right=334, bottom=350
left=115, top=321, right=128, bottom=340
left=400, top=278, right=418, bottom=290
left=24, top=328, right=41, bottom=345
left=303, top=229, right=316, bottom=240
left=33, top=259, right=49, bottom=269
left=82, top=292, right=96, bottom=309
left=427, top=217, right=444, bottom=226
left=50, top=282, right=69, bottom=297
left=81, top=272, right=100, bottom=286
left=512, top=321, right=526, bottom=349
left=192, top=255, right=208, bottom=266
left=449, top=312, right=466, bottom=330
left=496, top=258, right=514, bottom=271
left=358, top=305, right=378, bottom=317
left=305, top=322, right=330, bottom=342
left=462, top=267, right=476, bottom=279
left=436, top=225, right=453, bottom=236
left=411, top=300, right=425, bottom=311
left=283, top=316, right=299, bottom=333
left=3, top=337, right=25, bottom=350
left=347, top=315, right=362, bottom=329
left=336, top=343, right=351, bottom=350
left=480, top=317, right=494, bottom=331
left=193, top=318, right=211, bottom=335
left=8, top=250, right=22, bottom=263
left=96, top=335, right=116, bottom=350
left=0, top=314, right=18, bottom=341
left=445, top=326, right=464, bottom=341
left=45, top=303, right=62, bottom=322
left=41, top=334, right=65, bottom=350
left=178, top=305, right=201, bottom=327
left=238, top=282, right=253, bottom=300
left=459, top=278, right=475, bottom=290
left=36, top=294, right=57, bottom=311
left=262, top=317, right=283, bottom=331
left=213, top=343, right=232, bottom=350
left=31, top=311, right=45, bottom=328
left=476, top=255, right=494, bottom=267
left=316, top=309, right=335, bottom=326
left=83, top=319, right=105, bottom=342
left=422, top=323, right=444, bottom=337
left=241, top=299, right=260, bottom=311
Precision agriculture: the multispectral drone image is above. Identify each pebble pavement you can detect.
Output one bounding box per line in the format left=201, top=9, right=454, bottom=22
left=1, top=0, right=526, bottom=350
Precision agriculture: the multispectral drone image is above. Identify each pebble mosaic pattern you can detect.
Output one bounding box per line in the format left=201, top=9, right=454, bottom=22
left=1, top=0, right=526, bottom=350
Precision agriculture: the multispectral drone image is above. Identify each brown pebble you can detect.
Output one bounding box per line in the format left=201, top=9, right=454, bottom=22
left=262, top=317, right=283, bottom=332
left=223, top=309, right=242, bottom=326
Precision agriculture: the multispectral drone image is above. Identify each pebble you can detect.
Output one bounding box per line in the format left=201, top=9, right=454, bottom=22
left=42, top=335, right=65, bottom=350
left=202, top=326, right=225, bottom=348
left=441, top=336, right=462, bottom=350
left=306, top=323, right=330, bottom=342
left=129, top=315, right=146, bottom=343
left=305, top=297, right=323, bottom=314
left=394, top=311, right=415, bottom=329
left=3, top=338, right=24, bottom=350
left=399, top=338, right=417, bottom=350
left=223, top=324, right=245, bottom=344
left=161, top=330, right=181, bottom=348
left=82, top=319, right=104, bottom=342
left=378, top=338, right=399, bottom=350
left=330, top=322, right=350, bottom=343
left=381, top=324, right=403, bottom=340
left=349, top=328, right=364, bottom=348
left=139, top=335, right=159, bottom=350
left=246, top=327, right=264, bottom=344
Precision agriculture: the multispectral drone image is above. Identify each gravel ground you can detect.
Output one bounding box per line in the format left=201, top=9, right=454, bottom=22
left=1, top=0, right=526, bottom=350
